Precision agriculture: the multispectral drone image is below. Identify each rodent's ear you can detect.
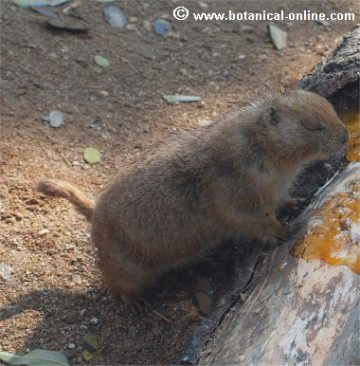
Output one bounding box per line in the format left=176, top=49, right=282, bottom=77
left=300, top=117, right=325, bottom=130
left=261, top=106, right=278, bottom=126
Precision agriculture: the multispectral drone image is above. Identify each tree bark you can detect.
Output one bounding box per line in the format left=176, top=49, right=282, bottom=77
left=298, top=26, right=360, bottom=101
left=199, top=163, right=360, bottom=365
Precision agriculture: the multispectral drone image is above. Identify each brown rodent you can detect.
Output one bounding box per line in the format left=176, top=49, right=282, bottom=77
left=37, top=89, right=348, bottom=303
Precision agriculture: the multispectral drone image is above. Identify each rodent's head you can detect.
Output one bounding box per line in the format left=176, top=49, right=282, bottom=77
left=250, top=89, right=348, bottom=163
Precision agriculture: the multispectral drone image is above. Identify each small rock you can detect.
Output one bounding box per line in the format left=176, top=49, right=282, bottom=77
left=48, top=52, right=58, bottom=60
left=64, top=244, right=75, bottom=251
left=241, top=25, right=254, bottom=33
left=315, top=19, right=330, bottom=26
left=246, top=36, right=255, bottom=43
left=99, top=90, right=109, bottom=97
left=198, top=117, right=213, bottom=127
left=198, top=1, right=208, bottom=9
left=153, top=19, right=171, bottom=36
left=67, top=343, right=76, bottom=349
left=47, top=18, right=89, bottom=33
left=41, top=110, right=65, bottom=128
left=126, top=24, right=137, bottom=31
left=90, top=317, right=99, bottom=325
left=39, top=228, right=49, bottom=236
left=71, top=274, right=82, bottom=285
left=103, top=5, right=127, bottom=29
left=129, top=16, right=138, bottom=23
left=143, top=20, right=151, bottom=32
left=80, top=309, right=86, bottom=316
left=0, top=263, right=13, bottom=281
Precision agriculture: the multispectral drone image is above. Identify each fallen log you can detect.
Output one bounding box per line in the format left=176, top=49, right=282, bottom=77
left=199, top=163, right=360, bottom=365
left=299, top=26, right=360, bottom=100
left=179, top=26, right=360, bottom=365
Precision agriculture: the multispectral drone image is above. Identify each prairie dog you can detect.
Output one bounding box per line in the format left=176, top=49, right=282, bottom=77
left=37, top=90, right=348, bottom=302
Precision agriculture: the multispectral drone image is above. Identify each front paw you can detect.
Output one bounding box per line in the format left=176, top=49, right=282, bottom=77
left=275, top=221, right=293, bottom=242
left=263, top=221, right=293, bottom=245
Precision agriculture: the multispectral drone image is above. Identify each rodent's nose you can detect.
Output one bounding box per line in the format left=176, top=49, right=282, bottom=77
left=342, top=128, right=349, bottom=144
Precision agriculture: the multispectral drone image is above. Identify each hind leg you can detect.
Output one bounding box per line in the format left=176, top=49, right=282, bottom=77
left=91, top=219, right=156, bottom=303
left=99, top=253, right=155, bottom=304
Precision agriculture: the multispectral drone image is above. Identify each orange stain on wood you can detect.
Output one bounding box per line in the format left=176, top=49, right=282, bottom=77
left=291, top=181, right=360, bottom=274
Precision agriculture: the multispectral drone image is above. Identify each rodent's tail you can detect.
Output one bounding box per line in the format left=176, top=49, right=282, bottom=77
left=36, top=179, right=95, bottom=221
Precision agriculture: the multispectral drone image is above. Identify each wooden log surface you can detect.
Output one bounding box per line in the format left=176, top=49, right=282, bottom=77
left=198, top=163, right=360, bottom=365
left=298, top=26, right=360, bottom=99
left=179, top=26, right=360, bottom=365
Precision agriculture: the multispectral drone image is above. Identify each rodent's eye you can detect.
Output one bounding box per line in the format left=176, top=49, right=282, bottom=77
left=260, top=106, right=278, bottom=126
left=300, top=119, right=325, bottom=131
left=269, top=107, right=277, bottom=126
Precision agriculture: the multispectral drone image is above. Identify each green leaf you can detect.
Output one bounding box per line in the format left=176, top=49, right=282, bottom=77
left=84, top=147, right=101, bottom=164
left=94, top=55, right=110, bottom=68
left=12, top=0, right=47, bottom=6
left=82, top=332, right=101, bottom=361
left=269, top=23, right=287, bottom=50
left=12, top=0, right=68, bottom=6
left=162, top=95, right=202, bottom=104
left=0, top=349, right=69, bottom=366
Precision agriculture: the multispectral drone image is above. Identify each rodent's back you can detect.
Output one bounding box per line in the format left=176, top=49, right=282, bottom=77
left=94, top=130, right=226, bottom=268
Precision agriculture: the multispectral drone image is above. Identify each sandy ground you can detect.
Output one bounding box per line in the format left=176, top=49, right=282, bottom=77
left=1, top=0, right=358, bottom=364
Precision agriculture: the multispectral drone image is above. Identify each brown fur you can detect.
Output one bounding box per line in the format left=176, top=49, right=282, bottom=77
left=36, top=89, right=348, bottom=302
left=37, top=180, right=94, bottom=220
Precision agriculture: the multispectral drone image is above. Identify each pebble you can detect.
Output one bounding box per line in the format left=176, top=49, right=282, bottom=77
left=64, top=244, right=75, bottom=251
left=198, top=1, right=208, bottom=9
left=103, top=5, right=127, bottom=29
left=126, top=24, right=137, bottom=31
left=39, top=228, right=49, bottom=236
left=11, top=238, right=22, bottom=249
left=48, top=52, right=58, bottom=60
left=80, top=309, right=86, bottom=316
left=153, top=19, right=171, bottom=37
left=143, top=20, right=151, bottom=32
left=0, top=263, right=13, bottom=281
left=67, top=343, right=76, bottom=349
left=198, top=117, right=213, bottom=127
left=90, top=317, right=99, bottom=325
left=241, top=25, right=254, bottom=33
left=71, top=274, right=82, bottom=285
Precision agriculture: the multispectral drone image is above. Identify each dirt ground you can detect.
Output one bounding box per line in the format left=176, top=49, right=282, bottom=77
left=1, top=0, right=358, bottom=365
